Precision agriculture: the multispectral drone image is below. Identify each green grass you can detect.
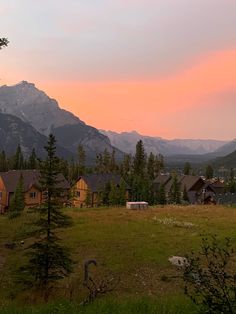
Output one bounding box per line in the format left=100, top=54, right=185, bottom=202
left=0, top=205, right=236, bottom=311
left=0, top=297, right=197, bottom=314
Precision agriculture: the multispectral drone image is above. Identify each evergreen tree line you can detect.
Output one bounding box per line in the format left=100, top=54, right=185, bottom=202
left=0, top=146, right=38, bottom=171
left=1, top=141, right=165, bottom=206
left=4, top=140, right=235, bottom=207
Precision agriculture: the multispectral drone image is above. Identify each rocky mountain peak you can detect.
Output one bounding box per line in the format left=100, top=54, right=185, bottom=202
left=0, top=81, right=80, bottom=135
left=0, top=81, right=121, bottom=163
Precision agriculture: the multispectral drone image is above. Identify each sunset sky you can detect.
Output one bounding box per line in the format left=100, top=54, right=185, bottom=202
left=1, top=0, right=236, bottom=140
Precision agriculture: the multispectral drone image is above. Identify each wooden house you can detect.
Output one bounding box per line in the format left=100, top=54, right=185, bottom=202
left=0, top=170, right=70, bottom=213
left=72, top=173, right=129, bottom=207
left=154, top=174, right=216, bottom=204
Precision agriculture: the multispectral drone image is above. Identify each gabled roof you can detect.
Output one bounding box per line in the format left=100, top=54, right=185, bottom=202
left=153, top=174, right=172, bottom=186
left=0, top=170, right=70, bottom=193
left=78, top=173, right=129, bottom=192
left=154, top=174, right=204, bottom=193
left=180, top=175, right=204, bottom=192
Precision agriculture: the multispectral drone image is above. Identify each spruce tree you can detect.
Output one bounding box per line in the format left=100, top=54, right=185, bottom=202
left=28, top=148, right=37, bottom=169
left=68, top=158, right=78, bottom=184
left=77, top=145, right=86, bottom=175
left=102, top=149, right=111, bottom=173
left=120, top=154, right=132, bottom=178
left=109, top=149, right=117, bottom=174
left=23, top=134, right=72, bottom=300
left=109, top=182, right=119, bottom=206
left=101, top=181, right=111, bottom=205
left=13, top=145, right=24, bottom=170
left=0, top=150, right=7, bottom=172
left=169, top=174, right=181, bottom=204
left=205, top=165, right=214, bottom=180
left=133, top=140, right=146, bottom=176
left=154, top=154, right=164, bottom=177
left=85, top=188, right=93, bottom=207
left=118, top=180, right=127, bottom=206
left=59, top=159, right=69, bottom=181
left=183, top=162, right=191, bottom=175
left=157, top=184, right=166, bottom=205
left=8, top=174, right=25, bottom=218
left=147, top=152, right=155, bottom=180
left=95, top=154, right=103, bottom=174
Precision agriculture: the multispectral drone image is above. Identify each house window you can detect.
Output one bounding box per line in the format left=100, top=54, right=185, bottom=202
left=29, top=192, right=37, bottom=199
left=76, top=191, right=80, bottom=198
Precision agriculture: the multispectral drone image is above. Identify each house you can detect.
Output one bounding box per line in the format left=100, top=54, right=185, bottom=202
left=154, top=174, right=216, bottom=204
left=72, top=173, right=130, bottom=207
left=208, top=179, right=226, bottom=195
left=0, top=170, right=70, bottom=213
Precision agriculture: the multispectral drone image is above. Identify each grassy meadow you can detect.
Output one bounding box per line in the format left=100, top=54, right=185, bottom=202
left=0, top=205, right=236, bottom=313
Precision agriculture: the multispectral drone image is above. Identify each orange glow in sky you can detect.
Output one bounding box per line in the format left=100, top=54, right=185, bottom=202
left=1, top=0, right=236, bottom=140
left=29, top=49, right=236, bottom=139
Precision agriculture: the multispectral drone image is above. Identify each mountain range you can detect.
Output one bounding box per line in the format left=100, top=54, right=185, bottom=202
left=100, top=130, right=227, bottom=156
left=0, top=81, right=235, bottom=167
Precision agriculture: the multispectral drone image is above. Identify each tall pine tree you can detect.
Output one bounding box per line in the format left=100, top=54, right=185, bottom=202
left=0, top=150, right=7, bottom=172
left=23, top=134, right=72, bottom=300
left=183, top=162, right=191, bottom=175
left=13, top=145, right=24, bottom=170
left=77, top=145, right=86, bottom=176
left=205, top=165, right=214, bottom=179
left=133, top=140, right=146, bottom=176
left=28, top=148, right=38, bottom=169
left=157, top=184, right=167, bottom=205
left=169, top=174, right=181, bottom=204
left=8, top=174, right=25, bottom=219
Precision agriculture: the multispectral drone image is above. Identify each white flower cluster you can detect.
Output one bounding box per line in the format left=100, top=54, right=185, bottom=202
left=153, top=216, right=196, bottom=229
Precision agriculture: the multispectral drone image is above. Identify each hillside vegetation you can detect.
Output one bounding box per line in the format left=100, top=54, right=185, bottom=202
left=0, top=205, right=236, bottom=313
left=213, top=149, right=236, bottom=168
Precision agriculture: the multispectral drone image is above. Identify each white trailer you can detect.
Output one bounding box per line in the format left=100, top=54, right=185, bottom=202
left=126, top=202, right=148, bottom=210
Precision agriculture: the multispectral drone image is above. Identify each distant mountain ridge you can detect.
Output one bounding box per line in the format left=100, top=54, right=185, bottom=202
left=100, top=130, right=227, bottom=156
left=212, top=149, right=236, bottom=169
left=213, top=139, right=236, bottom=157
left=53, top=124, right=124, bottom=162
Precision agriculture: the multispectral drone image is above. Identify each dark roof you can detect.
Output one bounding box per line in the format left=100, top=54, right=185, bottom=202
left=154, top=174, right=204, bottom=193
left=211, top=180, right=225, bottom=188
left=154, top=174, right=172, bottom=186
left=180, top=175, right=204, bottom=192
left=79, top=173, right=129, bottom=192
left=0, top=170, right=70, bottom=193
